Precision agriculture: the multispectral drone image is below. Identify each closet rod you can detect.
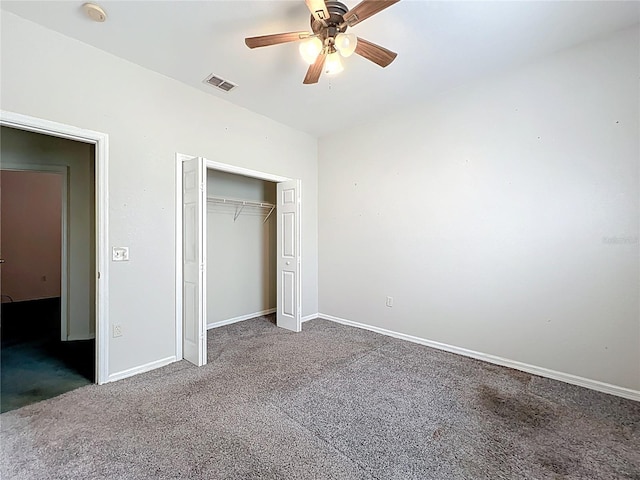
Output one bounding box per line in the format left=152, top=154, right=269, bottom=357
left=207, top=195, right=276, bottom=223
left=207, top=196, right=274, bottom=209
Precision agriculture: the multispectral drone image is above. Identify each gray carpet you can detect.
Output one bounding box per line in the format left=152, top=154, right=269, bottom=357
left=1, top=316, right=638, bottom=479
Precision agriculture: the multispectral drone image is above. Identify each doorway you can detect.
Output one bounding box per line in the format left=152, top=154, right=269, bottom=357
left=176, top=155, right=302, bottom=366
left=0, top=129, right=96, bottom=411
left=0, top=110, right=109, bottom=387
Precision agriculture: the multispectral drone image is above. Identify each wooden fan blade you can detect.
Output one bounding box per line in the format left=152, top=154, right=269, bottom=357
left=303, top=52, right=327, bottom=84
left=245, top=32, right=310, bottom=49
left=305, top=0, right=329, bottom=24
left=354, top=37, right=397, bottom=67
left=344, top=0, right=400, bottom=27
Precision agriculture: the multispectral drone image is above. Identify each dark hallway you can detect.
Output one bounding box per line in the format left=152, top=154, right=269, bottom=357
left=1, top=298, right=94, bottom=413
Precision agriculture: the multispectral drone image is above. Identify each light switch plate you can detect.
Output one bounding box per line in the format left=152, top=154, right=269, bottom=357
left=112, top=247, right=129, bottom=261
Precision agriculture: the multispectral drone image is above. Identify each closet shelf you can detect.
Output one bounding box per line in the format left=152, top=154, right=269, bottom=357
left=207, top=196, right=275, bottom=223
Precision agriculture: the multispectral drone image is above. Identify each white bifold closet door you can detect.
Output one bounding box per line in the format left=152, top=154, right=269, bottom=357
left=182, top=156, right=207, bottom=366
left=276, top=179, right=301, bottom=332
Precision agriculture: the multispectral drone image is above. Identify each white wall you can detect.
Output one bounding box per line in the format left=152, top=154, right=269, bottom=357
left=206, top=170, right=276, bottom=324
left=319, top=27, right=640, bottom=391
left=1, top=127, right=96, bottom=340
left=0, top=12, right=318, bottom=377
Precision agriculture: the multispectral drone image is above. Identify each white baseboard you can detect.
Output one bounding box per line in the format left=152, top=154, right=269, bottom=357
left=302, top=313, right=318, bottom=323
left=207, top=308, right=276, bottom=330
left=317, top=313, right=640, bottom=402
left=107, top=355, right=177, bottom=383
left=65, top=334, right=96, bottom=341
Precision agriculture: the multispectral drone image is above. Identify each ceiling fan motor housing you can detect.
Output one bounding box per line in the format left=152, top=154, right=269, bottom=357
left=311, top=1, right=349, bottom=40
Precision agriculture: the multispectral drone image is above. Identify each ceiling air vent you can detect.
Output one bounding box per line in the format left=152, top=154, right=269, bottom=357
left=204, top=73, right=237, bottom=93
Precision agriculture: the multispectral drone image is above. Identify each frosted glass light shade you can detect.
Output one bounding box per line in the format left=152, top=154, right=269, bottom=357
left=299, top=37, right=323, bottom=64
left=334, top=33, right=357, bottom=57
left=324, top=51, right=344, bottom=75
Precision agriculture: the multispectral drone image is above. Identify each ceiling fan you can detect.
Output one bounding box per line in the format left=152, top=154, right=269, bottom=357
left=245, top=0, right=400, bottom=84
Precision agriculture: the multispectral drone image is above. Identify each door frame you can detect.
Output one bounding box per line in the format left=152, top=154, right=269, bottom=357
left=0, top=110, right=109, bottom=384
left=0, top=164, right=70, bottom=341
left=175, top=154, right=298, bottom=360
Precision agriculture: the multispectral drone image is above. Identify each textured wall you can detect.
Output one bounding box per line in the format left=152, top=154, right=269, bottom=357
left=1, top=12, right=318, bottom=376
left=319, top=27, right=640, bottom=390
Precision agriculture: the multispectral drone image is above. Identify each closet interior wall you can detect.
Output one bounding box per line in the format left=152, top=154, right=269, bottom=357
left=206, top=169, right=277, bottom=327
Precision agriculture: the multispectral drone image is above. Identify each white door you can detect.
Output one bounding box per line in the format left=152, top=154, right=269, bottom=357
left=277, top=180, right=301, bottom=332
left=182, top=157, right=207, bottom=366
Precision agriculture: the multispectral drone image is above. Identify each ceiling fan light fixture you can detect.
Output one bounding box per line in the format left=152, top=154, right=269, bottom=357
left=245, top=0, right=400, bottom=84
left=334, top=33, right=357, bottom=57
left=324, top=51, right=344, bottom=75
left=299, top=37, right=323, bottom=64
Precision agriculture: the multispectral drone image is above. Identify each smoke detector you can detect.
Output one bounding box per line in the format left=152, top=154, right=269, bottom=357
left=82, top=3, right=107, bottom=22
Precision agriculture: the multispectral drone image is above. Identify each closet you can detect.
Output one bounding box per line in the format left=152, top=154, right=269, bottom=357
left=206, top=169, right=277, bottom=328
left=180, top=155, right=301, bottom=366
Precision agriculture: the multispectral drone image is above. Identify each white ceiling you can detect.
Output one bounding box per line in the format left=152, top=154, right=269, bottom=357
left=2, top=1, right=638, bottom=137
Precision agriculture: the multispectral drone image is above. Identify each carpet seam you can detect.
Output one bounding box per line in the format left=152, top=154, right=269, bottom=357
left=274, top=404, right=382, bottom=480
left=267, top=339, right=393, bottom=480
left=339, top=336, right=394, bottom=369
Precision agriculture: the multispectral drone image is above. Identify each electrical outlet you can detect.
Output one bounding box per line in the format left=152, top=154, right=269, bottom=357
left=386, top=296, right=393, bottom=307
left=113, top=325, right=123, bottom=337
